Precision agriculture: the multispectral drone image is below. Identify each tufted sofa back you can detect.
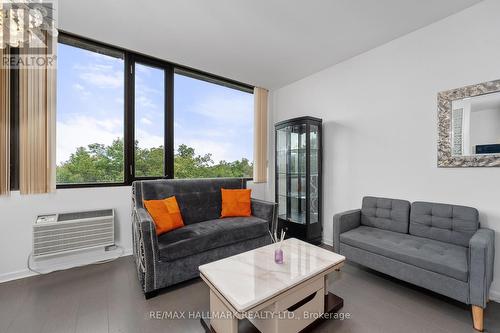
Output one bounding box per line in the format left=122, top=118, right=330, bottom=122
left=410, top=202, right=478, bottom=247
left=361, top=196, right=411, bottom=234
left=133, top=178, right=247, bottom=225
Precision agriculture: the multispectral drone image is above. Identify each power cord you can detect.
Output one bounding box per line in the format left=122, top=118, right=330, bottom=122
left=27, top=245, right=125, bottom=275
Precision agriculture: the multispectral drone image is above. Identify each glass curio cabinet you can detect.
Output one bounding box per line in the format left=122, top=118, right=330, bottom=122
left=275, top=117, right=322, bottom=244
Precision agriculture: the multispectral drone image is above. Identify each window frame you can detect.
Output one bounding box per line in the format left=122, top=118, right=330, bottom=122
left=56, top=34, right=127, bottom=188
left=127, top=54, right=173, bottom=182
left=51, top=31, right=253, bottom=189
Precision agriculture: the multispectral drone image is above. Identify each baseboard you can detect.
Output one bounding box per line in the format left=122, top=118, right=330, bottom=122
left=0, top=269, right=38, bottom=284
left=0, top=247, right=133, bottom=284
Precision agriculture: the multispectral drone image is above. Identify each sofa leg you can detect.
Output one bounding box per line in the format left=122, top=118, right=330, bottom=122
left=145, top=290, right=159, bottom=300
left=472, top=305, right=484, bottom=332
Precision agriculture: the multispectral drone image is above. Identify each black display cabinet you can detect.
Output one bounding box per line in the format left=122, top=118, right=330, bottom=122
left=275, top=116, right=322, bottom=244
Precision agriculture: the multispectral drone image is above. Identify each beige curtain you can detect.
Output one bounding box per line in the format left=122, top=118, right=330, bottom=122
left=19, top=35, right=56, bottom=194
left=253, top=87, right=268, bottom=183
left=0, top=47, right=10, bottom=195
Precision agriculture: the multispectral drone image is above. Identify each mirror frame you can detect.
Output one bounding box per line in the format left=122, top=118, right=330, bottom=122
left=438, top=79, right=500, bottom=167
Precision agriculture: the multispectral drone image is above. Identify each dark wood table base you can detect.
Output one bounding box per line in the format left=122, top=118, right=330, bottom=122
left=201, top=293, right=344, bottom=333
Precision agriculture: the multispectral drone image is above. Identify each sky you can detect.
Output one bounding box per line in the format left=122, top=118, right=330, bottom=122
left=56, top=43, right=254, bottom=166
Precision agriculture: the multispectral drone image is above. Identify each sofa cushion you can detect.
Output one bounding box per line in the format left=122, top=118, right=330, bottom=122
left=133, top=178, right=247, bottom=224
left=340, top=226, right=468, bottom=281
left=221, top=188, right=252, bottom=217
left=144, top=196, right=184, bottom=235
left=410, top=202, right=479, bottom=247
left=361, top=196, right=410, bottom=234
left=157, top=216, right=269, bottom=261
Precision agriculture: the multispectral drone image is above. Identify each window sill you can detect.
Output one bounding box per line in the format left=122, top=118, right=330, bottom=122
left=56, top=182, right=129, bottom=189
left=56, top=177, right=254, bottom=189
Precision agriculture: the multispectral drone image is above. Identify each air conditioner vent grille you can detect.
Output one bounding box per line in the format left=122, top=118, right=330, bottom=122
left=34, top=225, right=113, bottom=238
left=33, top=237, right=114, bottom=256
left=33, top=210, right=115, bottom=258
left=35, top=227, right=113, bottom=240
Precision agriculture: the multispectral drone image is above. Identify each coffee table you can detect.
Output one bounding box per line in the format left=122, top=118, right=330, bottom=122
left=199, top=238, right=345, bottom=333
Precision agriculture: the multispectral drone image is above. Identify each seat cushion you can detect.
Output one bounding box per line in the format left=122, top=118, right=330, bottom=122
left=410, top=202, right=479, bottom=247
left=361, top=196, right=410, bottom=234
left=157, top=216, right=269, bottom=261
left=340, top=226, right=468, bottom=281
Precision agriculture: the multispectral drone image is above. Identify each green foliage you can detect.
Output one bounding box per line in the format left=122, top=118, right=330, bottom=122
left=56, top=139, right=124, bottom=184
left=57, top=139, right=253, bottom=184
left=135, top=143, right=164, bottom=178
left=173, top=144, right=253, bottom=179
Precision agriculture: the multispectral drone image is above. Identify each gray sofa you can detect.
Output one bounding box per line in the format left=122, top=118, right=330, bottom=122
left=333, top=196, right=495, bottom=331
left=132, top=178, right=276, bottom=298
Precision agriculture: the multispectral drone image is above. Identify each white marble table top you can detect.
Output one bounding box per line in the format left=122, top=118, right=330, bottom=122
left=199, top=238, right=345, bottom=312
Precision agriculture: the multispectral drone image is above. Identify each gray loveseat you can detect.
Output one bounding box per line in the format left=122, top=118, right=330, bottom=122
left=132, top=178, right=276, bottom=298
left=333, top=196, right=495, bottom=331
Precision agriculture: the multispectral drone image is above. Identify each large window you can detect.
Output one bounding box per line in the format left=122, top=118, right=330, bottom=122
left=174, top=72, right=254, bottom=179
left=55, top=33, right=253, bottom=187
left=56, top=40, right=125, bottom=185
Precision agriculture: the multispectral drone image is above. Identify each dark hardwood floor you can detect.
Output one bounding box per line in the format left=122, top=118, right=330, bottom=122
left=0, top=255, right=498, bottom=333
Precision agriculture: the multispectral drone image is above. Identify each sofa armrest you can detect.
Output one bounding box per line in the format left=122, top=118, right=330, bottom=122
left=333, top=209, right=361, bottom=253
left=132, top=207, right=159, bottom=293
left=469, top=228, right=495, bottom=308
left=251, top=198, right=277, bottom=231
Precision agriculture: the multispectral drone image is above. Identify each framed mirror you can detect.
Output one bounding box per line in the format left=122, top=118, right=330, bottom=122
left=438, top=79, right=500, bottom=167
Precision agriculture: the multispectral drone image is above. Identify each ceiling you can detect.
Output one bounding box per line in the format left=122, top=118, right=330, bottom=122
left=59, top=0, right=483, bottom=89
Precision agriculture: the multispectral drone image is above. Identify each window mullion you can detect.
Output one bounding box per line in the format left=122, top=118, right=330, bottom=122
left=124, top=53, right=135, bottom=185
left=165, top=64, right=174, bottom=179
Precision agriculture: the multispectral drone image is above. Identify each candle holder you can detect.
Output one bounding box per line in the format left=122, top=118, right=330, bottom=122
left=270, top=228, right=286, bottom=264
left=274, top=247, right=284, bottom=264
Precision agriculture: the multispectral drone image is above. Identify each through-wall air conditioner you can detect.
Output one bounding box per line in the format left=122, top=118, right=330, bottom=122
left=33, top=209, right=115, bottom=258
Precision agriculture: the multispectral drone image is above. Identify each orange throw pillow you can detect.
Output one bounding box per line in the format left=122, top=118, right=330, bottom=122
left=221, top=188, right=252, bottom=218
left=144, top=196, right=184, bottom=235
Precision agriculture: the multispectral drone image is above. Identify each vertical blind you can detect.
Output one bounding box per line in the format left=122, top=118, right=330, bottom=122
left=253, top=87, right=268, bottom=183
left=0, top=47, right=10, bottom=195
left=19, top=35, right=56, bottom=194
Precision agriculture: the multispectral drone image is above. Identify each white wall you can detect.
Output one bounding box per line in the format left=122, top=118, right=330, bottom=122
left=0, top=182, right=265, bottom=282
left=269, top=0, right=500, bottom=301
